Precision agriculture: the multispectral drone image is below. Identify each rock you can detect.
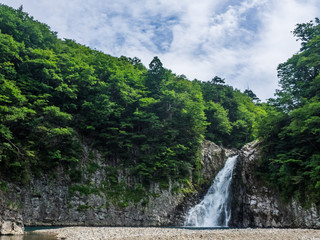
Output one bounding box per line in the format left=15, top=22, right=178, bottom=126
left=230, top=140, right=320, bottom=228
left=0, top=221, right=24, bottom=235
left=201, top=140, right=228, bottom=182
left=12, top=139, right=318, bottom=229
left=0, top=140, right=231, bottom=228
left=0, top=186, right=24, bottom=235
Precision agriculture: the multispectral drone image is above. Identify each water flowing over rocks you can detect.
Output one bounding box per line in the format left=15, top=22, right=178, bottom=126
left=230, top=140, right=320, bottom=228
left=184, top=155, right=238, bottom=227
left=172, top=140, right=237, bottom=225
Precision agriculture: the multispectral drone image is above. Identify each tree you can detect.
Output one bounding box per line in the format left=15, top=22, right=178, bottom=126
left=145, top=56, right=166, bottom=96
left=205, top=101, right=232, bottom=145
left=211, top=76, right=225, bottom=85
left=273, top=18, right=320, bottom=111
left=244, top=89, right=260, bottom=103
left=258, top=18, right=320, bottom=206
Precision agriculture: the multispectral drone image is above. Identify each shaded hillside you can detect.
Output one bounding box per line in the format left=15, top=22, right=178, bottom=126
left=0, top=4, right=263, bottom=191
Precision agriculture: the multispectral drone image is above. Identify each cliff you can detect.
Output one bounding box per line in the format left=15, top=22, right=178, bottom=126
left=3, top=139, right=318, bottom=235
left=0, top=140, right=230, bottom=234
left=230, top=140, right=320, bottom=228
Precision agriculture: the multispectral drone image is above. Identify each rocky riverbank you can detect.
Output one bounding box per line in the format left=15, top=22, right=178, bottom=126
left=38, top=227, right=320, bottom=240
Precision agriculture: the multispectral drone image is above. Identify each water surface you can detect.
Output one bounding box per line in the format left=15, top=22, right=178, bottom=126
left=0, top=232, right=57, bottom=240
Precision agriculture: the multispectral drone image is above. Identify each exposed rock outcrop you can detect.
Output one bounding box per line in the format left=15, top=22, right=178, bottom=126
left=0, top=139, right=231, bottom=231
left=230, top=140, right=320, bottom=228
left=0, top=187, right=24, bottom=235
left=2, top=139, right=319, bottom=232
left=20, top=176, right=185, bottom=227
left=201, top=140, right=235, bottom=184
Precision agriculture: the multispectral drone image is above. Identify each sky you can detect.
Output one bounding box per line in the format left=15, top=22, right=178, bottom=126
left=1, top=0, right=319, bottom=100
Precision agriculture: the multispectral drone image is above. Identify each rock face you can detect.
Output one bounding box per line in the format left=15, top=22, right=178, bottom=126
left=0, top=140, right=231, bottom=230
left=20, top=177, right=185, bottom=227
left=230, top=140, right=320, bottom=228
left=0, top=188, right=24, bottom=235
left=2, top=139, right=319, bottom=231
left=201, top=140, right=235, bottom=184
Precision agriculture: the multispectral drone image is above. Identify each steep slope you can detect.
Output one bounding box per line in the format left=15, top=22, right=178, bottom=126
left=0, top=140, right=233, bottom=233
left=230, top=141, right=320, bottom=228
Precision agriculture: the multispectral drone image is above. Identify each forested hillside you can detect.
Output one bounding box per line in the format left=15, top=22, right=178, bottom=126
left=258, top=18, right=320, bottom=206
left=1, top=4, right=319, bottom=208
left=0, top=4, right=263, bottom=191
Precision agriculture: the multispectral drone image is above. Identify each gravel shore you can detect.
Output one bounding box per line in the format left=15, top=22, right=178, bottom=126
left=37, top=227, right=320, bottom=240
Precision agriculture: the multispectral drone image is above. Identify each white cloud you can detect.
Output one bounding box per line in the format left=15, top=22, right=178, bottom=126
left=1, top=0, right=319, bottom=100
left=232, top=0, right=320, bottom=100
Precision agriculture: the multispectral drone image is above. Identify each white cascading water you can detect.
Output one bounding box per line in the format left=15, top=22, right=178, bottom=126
left=184, top=155, right=238, bottom=227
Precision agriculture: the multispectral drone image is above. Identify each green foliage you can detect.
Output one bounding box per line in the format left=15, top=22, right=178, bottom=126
left=102, top=180, right=148, bottom=208
left=0, top=4, right=58, bottom=49
left=88, top=161, right=100, bottom=174
left=0, top=4, right=263, bottom=205
left=258, top=18, right=320, bottom=206
left=205, top=101, right=232, bottom=145
left=68, top=168, right=82, bottom=182
left=77, top=204, right=92, bottom=211
left=69, top=184, right=100, bottom=197
left=197, top=78, right=266, bottom=148
left=99, top=165, right=148, bottom=207
left=0, top=181, right=7, bottom=192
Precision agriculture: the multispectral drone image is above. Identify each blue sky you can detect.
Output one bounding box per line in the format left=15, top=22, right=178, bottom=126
left=1, top=0, right=319, bottom=100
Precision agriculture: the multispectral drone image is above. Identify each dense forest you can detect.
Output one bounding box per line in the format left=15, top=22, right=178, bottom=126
left=258, top=18, right=320, bottom=206
left=0, top=4, right=319, bottom=207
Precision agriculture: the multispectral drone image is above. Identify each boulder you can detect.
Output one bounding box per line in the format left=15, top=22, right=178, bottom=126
left=0, top=221, right=24, bottom=235
left=0, top=199, right=24, bottom=235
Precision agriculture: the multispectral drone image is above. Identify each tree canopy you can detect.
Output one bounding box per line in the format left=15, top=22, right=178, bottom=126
left=258, top=18, right=320, bottom=206
left=0, top=4, right=266, bottom=195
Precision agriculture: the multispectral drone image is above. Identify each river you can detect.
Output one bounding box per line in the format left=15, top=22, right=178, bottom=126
left=0, top=232, right=57, bottom=240
left=0, top=227, right=58, bottom=240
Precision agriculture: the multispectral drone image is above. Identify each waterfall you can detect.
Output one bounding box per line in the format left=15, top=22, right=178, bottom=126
left=184, top=155, right=238, bottom=227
